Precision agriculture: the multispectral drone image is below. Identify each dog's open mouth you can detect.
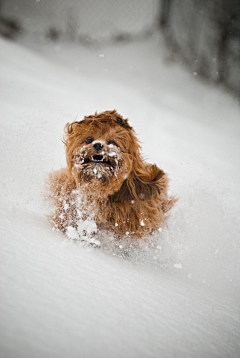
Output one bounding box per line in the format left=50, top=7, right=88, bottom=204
left=74, top=148, right=123, bottom=179
left=84, top=155, right=111, bottom=166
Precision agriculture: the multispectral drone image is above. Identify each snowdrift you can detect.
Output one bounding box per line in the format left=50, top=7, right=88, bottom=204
left=0, top=36, right=240, bottom=358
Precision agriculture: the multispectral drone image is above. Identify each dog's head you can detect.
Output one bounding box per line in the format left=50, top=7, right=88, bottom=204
left=64, top=110, right=137, bottom=196
left=64, top=110, right=166, bottom=199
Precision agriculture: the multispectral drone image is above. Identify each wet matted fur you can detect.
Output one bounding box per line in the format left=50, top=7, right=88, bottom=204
left=48, top=110, right=175, bottom=238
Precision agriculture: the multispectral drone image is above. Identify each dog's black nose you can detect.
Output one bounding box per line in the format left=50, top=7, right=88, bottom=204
left=93, top=142, right=103, bottom=152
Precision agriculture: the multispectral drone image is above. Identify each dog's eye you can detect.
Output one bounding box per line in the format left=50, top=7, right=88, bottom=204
left=108, top=140, right=116, bottom=146
left=86, top=137, right=93, bottom=144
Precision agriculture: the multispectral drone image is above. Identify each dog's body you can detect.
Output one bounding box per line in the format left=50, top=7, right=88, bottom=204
left=48, top=110, right=175, bottom=238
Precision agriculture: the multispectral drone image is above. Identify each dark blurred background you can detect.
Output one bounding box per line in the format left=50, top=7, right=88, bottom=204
left=1, top=0, right=239, bottom=98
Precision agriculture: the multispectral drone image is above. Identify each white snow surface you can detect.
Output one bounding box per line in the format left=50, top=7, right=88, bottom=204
left=1, top=34, right=240, bottom=358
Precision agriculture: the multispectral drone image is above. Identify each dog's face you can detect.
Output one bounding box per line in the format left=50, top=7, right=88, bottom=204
left=64, top=111, right=140, bottom=197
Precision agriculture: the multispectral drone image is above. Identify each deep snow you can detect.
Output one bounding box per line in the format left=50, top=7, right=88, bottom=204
left=0, top=34, right=240, bottom=358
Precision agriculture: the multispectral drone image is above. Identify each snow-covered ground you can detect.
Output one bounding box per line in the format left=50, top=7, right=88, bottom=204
left=1, top=33, right=240, bottom=358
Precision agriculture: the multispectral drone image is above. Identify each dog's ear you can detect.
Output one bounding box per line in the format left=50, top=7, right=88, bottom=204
left=64, top=122, right=80, bottom=141
left=111, top=165, right=167, bottom=203
left=135, top=165, right=165, bottom=198
left=63, top=122, right=83, bottom=173
left=129, top=163, right=168, bottom=201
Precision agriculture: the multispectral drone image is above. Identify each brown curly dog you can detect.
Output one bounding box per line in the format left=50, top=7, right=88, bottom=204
left=48, top=110, right=175, bottom=238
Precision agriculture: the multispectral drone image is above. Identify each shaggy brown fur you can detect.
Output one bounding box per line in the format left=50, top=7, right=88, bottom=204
left=48, top=110, right=175, bottom=238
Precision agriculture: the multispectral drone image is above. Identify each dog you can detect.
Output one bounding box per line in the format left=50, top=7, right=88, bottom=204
left=48, top=110, right=175, bottom=239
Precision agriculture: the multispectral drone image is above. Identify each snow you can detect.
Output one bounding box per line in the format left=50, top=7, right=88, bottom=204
left=1, top=33, right=240, bottom=358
